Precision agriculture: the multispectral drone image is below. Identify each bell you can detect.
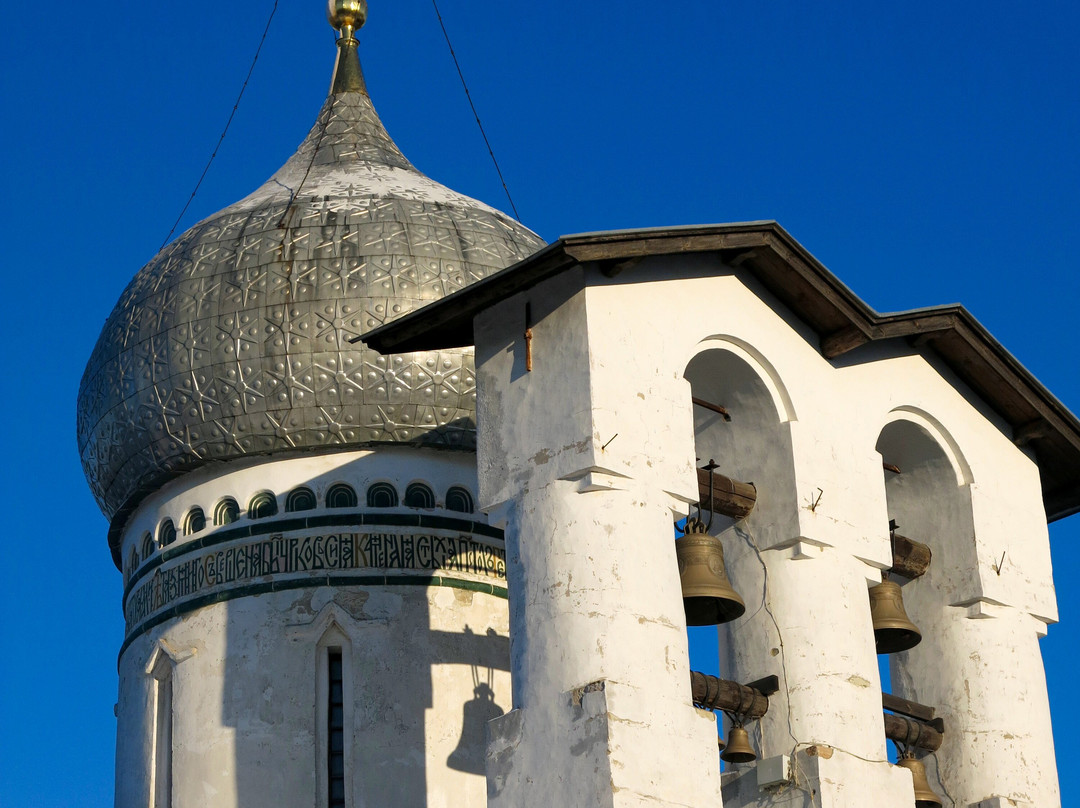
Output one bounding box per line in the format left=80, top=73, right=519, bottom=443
left=897, top=754, right=943, bottom=807
left=720, top=725, right=756, bottom=763
left=676, top=521, right=745, bottom=626
left=869, top=580, right=921, bottom=654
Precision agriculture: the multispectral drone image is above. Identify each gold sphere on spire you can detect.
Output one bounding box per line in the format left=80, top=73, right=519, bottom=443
left=327, top=0, right=368, bottom=33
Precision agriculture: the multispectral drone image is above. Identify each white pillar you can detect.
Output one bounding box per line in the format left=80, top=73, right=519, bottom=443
left=487, top=480, right=722, bottom=808
left=474, top=275, right=723, bottom=808
left=894, top=599, right=1059, bottom=807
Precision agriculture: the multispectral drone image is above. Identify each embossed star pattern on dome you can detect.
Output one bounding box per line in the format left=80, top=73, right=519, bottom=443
left=78, top=33, right=545, bottom=533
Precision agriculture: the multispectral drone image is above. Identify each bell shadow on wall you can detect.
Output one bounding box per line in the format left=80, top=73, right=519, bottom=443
left=447, top=628, right=506, bottom=775
left=213, top=462, right=511, bottom=808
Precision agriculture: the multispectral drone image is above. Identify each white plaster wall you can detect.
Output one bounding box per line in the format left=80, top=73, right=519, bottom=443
left=474, top=273, right=721, bottom=806
left=722, top=746, right=916, bottom=808
left=474, top=266, right=604, bottom=513
left=115, top=583, right=510, bottom=808
left=472, top=252, right=1059, bottom=807
left=574, top=256, right=1055, bottom=620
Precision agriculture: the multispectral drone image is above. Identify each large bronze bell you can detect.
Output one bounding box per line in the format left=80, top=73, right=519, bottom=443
left=897, top=754, right=943, bottom=807
left=720, top=725, right=756, bottom=763
left=676, top=520, right=745, bottom=626
left=869, top=580, right=921, bottom=654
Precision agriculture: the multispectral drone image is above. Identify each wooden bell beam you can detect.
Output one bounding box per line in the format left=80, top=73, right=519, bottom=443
left=882, top=691, right=944, bottom=752
left=884, top=713, right=944, bottom=752
left=888, top=530, right=933, bottom=580
left=689, top=671, right=772, bottom=718
left=696, top=467, right=757, bottom=520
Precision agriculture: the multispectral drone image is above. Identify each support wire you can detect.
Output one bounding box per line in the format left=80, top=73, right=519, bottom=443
left=431, top=0, right=523, bottom=222
left=159, top=0, right=280, bottom=251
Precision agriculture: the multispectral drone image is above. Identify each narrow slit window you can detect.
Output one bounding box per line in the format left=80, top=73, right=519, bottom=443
left=327, top=483, right=358, bottom=509
left=158, top=519, right=176, bottom=548
left=328, top=649, right=345, bottom=808
left=445, top=486, right=474, bottom=514
left=248, top=492, right=278, bottom=519
left=404, top=482, right=435, bottom=509
left=184, top=506, right=205, bottom=535
left=365, top=483, right=397, bottom=508
left=214, top=497, right=240, bottom=526
left=286, top=486, right=317, bottom=512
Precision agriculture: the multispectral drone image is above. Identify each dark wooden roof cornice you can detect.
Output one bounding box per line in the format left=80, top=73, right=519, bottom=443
left=359, top=222, right=1080, bottom=522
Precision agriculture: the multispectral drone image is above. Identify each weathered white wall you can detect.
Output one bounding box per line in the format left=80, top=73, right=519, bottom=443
left=114, top=447, right=511, bottom=808
left=116, top=583, right=510, bottom=808
left=472, top=252, right=1059, bottom=807
left=476, top=271, right=722, bottom=807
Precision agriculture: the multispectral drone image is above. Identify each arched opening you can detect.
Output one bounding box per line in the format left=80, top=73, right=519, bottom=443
left=214, top=497, right=240, bottom=526
left=875, top=415, right=976, bottom=798
left=684, top=346, right=798, bottom=543
left=248, top=492, right=278, bottom=520
left=365, top=483, right=397, bottom=508
left=141, top=531, right=155, bottom=559
left=183, top=507, right=205, bottom=535
left=158, top=519, right=176, bottom=548
left=445, top=486, right=474, bottom=514
left=876, top=416, right=975, bottom=603
left=326, top=483, right=358, bottom=509
left=127, top=546, right=140, bottom=581
left=403, top=482, right=435, bottom=509
left=285, top=486, right=317, bottom=513
left=682, top=344, right=800, bottom=764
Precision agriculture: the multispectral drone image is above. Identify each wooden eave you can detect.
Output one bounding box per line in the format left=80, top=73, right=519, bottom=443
left=359, top=222, right=1080, bottom=522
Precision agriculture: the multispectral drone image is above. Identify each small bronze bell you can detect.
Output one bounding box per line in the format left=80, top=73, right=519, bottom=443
left=720, top=725, right=756, bottom=763
left=676, top=520, right=745, bottom=626
left=869, top=580, right=921, bottom=654
left=897, top=754, right=943, bottom=807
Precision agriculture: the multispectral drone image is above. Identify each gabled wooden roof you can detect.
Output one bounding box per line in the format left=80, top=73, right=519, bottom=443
left=359, top=222, right=1080, bottom=522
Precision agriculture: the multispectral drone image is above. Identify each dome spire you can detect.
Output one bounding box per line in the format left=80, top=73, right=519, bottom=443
left=328, top=0, right=368, bottom=94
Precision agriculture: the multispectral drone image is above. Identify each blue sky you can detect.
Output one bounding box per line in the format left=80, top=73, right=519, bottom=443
left=2, top=1, right=1078, bottom=804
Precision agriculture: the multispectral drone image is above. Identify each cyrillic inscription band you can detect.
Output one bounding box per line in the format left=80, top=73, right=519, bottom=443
left=125, top=532, right=506, bottom=630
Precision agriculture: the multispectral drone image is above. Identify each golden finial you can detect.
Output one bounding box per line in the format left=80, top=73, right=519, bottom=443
left=327, top=0, right=368, bottom=41
left=327, top=0, right=368, bottom=94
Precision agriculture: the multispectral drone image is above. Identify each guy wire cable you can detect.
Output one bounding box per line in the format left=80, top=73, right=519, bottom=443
left=431, top=0, right=522, bottom=222
left=159, top=0, right=280, bottom=252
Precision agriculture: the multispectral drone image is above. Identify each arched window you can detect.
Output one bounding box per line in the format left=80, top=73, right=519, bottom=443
left=365, top=483, right=397, bottom=508
left=158, top=519, right=176, bottom=547
left=327, top=483, right=358, bottom=509
left=285, top=486, right=317, bottom=512
left=141, top=532, right=156, bottom=558
left=184, top=507, right=205, bottom=535
left=445, top=486, right=474, bottom=514
left=128, top=547, right=140, bottom=579
left=214, top=497, right=240, bottom=526
left=404, top=482, right=435, bottom=509
left=248, top=492, right=278, bottom=519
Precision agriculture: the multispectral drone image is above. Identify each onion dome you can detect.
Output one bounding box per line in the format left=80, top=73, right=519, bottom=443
left=77, top=2, right=545, bottom=535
